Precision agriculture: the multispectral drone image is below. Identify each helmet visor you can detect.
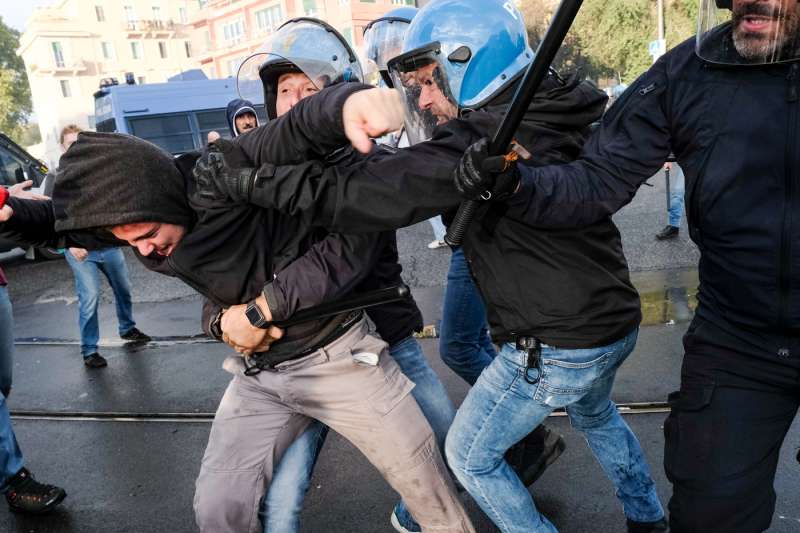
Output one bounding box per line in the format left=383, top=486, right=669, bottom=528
left=697, top=0, right=800, bottom=65
left=364, top=19, right=410, bottom=73
left=237, top=19, right=362, bottom=103
left=388, top=46, right=458, bottom=145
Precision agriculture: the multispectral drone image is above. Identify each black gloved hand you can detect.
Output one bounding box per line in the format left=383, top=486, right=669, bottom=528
left=193, top=139, right=257, bottom=203
left=453, top=137, right=520, bottom=202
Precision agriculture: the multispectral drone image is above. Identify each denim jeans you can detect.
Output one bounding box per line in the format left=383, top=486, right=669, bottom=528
left=0, top=287, right=24, bottom=490
left=260, top=335, right=456, bottom=532
left=445, top=329, right=664, bottom=533
left=440, top=247, right=496, bottom=386
left=667, top=164, right=685, bottom=228
left=65, top=248, right=136, bottom=356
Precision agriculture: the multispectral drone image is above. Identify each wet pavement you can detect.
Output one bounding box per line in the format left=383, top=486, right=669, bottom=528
left=0, top=169, right=797, bottom=532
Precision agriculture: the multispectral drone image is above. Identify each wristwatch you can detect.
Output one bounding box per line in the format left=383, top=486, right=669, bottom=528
left=245, top=301, right=270, bottom=329
left=209, top=309, right=224, bottom=340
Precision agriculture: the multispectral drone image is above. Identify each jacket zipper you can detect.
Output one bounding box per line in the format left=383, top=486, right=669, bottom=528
left=778, top=64, right=799, bottom=358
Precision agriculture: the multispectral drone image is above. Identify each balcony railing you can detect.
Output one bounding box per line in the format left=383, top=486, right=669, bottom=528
left=32, top=58, right=88, bottom=75
left=124, top=19, right=178, bottom=36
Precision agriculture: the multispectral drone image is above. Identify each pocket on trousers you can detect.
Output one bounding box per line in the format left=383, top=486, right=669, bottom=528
left=664, top=382, right=716, bottom=484
left=364, top=354, right=414, bottom=417
left=538, top=350, right=611, bottom=400
left=335, top=332, right=389, bottom=364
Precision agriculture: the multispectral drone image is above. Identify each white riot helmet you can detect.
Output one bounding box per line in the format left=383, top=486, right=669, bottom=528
left=237, top=17, right=362, bottom=119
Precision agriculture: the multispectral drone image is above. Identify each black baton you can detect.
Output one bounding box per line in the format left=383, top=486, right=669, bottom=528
left=445, top=0, right=585, bottom=246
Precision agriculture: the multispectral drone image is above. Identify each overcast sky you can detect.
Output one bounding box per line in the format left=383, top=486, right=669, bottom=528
left=2, top=0, right=55, bottom=31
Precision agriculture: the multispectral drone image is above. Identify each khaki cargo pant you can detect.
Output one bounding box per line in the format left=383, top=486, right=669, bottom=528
left=194, top=318, right=474, bottom=533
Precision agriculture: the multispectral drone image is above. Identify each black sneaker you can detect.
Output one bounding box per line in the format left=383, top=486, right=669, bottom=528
left=83, top=353, right=108, bottom=368
left=5, top=468, right=66, bottom=514
left=120, top=327, right=151, bottom=343
left=627, top=517, right=669, bottom=532
left=506, top=425, right=566, bottom=486
left=655, top=225, right=679, bottom=240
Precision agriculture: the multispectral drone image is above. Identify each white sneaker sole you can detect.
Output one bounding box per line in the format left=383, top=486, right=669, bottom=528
left=389, top=510, right=414, bottom=533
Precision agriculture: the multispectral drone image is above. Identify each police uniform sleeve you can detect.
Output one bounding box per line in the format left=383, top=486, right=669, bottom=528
left=234, top=82, right=374, bottom=167
left=504, top=58, right=673, bottom=228
left=263, top=232, right=385, bottom=321
left=241, top=121, right=481, bottom=233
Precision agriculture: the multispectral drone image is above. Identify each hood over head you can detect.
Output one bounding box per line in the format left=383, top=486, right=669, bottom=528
left=226, top=98, right=259, bottom=137
left=53, top=132, right=192, bottom=232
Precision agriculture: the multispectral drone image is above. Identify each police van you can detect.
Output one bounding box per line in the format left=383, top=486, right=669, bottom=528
left=93, top=72, right=266, bottom=155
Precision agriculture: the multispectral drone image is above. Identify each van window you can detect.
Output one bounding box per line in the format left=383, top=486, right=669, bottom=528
left=128, top=113, right=195, bottom=153
left=0, top=149, right=27, bottom=186
left=196, top=110, right=231, bottom=141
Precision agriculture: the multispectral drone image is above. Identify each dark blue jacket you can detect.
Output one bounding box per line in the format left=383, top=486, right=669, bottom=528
left=506, top=36, right=800, bottom=358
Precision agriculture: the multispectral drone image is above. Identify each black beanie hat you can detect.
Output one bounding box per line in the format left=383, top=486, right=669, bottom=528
left=53, top=132, right=193, bottom=232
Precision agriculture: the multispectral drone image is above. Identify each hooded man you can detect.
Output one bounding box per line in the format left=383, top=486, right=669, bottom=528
left=226, top=98, right=260, bottom=137
left=0, top=125, right=474, bottom=533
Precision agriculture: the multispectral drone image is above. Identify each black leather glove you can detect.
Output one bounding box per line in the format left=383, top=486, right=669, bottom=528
left=193, top=139, right=257, bottom=203
left=453, top=137, right=520, bottom=202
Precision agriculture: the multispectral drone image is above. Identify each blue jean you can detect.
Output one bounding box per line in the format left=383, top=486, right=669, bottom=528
left=65, top=248, right=136, bottom=356
left=260, top=335, right=456, bottom=532
left=428, top=216, right=446, bottom=241
left=440, top=247, right=496, bottom=386
left=0, top=287, right=24, bottom=490
left=667, top=163, right=685, bottom=228
left=445, top=329, right=664, bottom=533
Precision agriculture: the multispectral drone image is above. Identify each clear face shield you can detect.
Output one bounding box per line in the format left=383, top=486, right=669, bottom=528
left=697, top=0, right=800, bottom=65
left=364, top=18, right=411, bottom=87
left=237, top=19, right=363, bottom=105
left=387, top=45, right=459, bottom=145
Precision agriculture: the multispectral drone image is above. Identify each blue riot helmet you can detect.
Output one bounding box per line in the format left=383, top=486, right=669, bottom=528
left=362, top=6, right=418, bottom=87
left=237, top=17, right=363, bottom=120
left=387, top=0, right=533, bottom=144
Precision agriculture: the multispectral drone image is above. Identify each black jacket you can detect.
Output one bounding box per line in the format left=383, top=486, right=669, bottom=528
left=504, top=37, right=800, bottom=358
left=234, top=79, right=638, bottom=348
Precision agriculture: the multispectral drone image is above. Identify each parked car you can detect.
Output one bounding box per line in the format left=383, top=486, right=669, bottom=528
left=0, top=132, right=62, bottom=259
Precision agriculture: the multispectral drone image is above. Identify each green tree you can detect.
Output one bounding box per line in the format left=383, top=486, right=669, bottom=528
left=0, top=16, right=32, bottom=143
left=519, top=0, right=698, bottom=84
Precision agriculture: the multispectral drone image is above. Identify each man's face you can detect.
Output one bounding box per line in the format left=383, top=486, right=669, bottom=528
left=234, top=112, right=257, bottom=134
left=61, top=132, right=79, bottom=153
left=111, top=222, right=186, bottom=257
left=412, top=63, right=457, bottom=125
left=732, top=0, right=800, bottom=59
left=275, top=72, right=320, bottom=117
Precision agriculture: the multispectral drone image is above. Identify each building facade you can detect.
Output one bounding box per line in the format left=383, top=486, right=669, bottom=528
left=18, top=0, right=202, bottom=167
left=189, top=0, right=415, bottom=81
left=18, top=0, right=416, bottom=166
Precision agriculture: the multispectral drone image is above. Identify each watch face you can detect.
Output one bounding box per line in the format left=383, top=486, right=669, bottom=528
left=246, top=304, right=265, bottom=327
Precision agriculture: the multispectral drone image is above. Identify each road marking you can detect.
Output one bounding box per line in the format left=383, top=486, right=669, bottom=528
left=10, top=402, right=672, bottom=423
